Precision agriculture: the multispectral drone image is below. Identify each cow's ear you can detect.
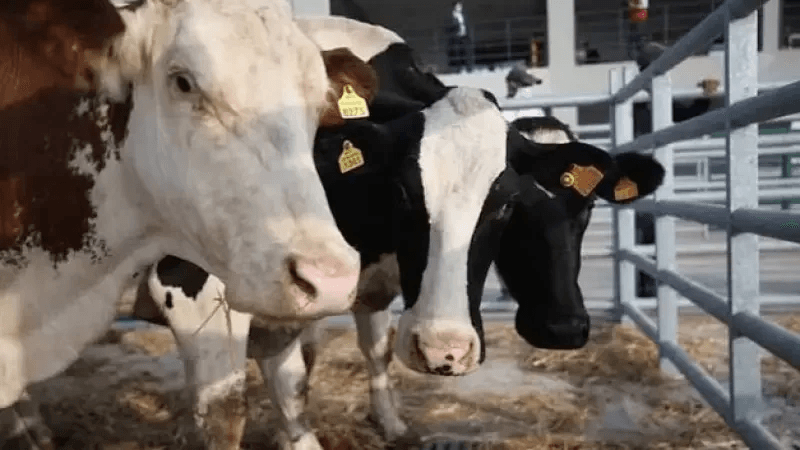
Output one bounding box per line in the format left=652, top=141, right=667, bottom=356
left=594, top=152, right=665, bottom=204
left=319, top=47, right=379, bottom=128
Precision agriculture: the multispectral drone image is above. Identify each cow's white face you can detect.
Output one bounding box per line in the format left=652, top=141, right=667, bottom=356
left=392, top=88, right=509, bottom=375
left=99, top=0, right=361, bottom=319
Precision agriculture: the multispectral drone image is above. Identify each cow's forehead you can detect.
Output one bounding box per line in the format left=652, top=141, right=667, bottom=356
left=156, top=0, right=325, bottom=113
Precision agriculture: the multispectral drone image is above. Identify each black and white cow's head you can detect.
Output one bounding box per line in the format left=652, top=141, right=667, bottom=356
left=313, top=86, right=518, bottom=376
left=496, top=117, right=665, bottom=349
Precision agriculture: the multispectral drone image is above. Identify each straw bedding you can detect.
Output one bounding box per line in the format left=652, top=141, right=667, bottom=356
left=20, top=314, right=800, bottom=449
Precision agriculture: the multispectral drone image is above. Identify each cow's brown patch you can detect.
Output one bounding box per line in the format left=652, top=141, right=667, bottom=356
left=0, top=86, right=134, bottom=265
left=0, top=0, right=131, bottom=265
left=319, top=47, right=379, bottom=128
left=0, top=0, right=125, bottom=103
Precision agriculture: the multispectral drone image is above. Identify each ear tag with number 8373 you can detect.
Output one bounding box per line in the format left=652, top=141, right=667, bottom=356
left=337, top=84, right=369, bottom=119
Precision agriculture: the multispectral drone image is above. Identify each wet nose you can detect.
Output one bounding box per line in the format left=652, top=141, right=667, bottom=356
left=410, top=328, right=479, bottom=376
left=285, top=255, right=360, bottom=317
left=544, top=315, right=590, bottom=349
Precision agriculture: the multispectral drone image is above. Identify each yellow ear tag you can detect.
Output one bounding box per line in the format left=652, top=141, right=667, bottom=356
left=561, top=163, right=604, bottom=197
left=338, top=140, right=365, bottom=174
left=337, top=84, right=369, bottom=119
left=614, top=176, right=639, bottom=201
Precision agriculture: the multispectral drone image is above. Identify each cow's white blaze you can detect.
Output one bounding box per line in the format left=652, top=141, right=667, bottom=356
left=521, top=128, right=572, bottom=144
left=393, top=87, right=508, bottom=375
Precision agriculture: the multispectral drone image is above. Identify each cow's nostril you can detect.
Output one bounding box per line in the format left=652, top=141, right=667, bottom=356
left=287, top=257, right=317, bottom=298
left=445, top=354, right=454, bottom=361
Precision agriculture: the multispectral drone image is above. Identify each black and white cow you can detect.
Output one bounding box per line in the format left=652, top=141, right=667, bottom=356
left=127, top=17, right=665, bottom=450
left=133, top=84, right=517, bottom=449
left=503, top=115, right=664, bottom=349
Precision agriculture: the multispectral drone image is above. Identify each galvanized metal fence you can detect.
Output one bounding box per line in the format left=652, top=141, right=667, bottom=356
left=605, top=0, right=800, bottom=448
left=485, top=1, right=800, bottom=447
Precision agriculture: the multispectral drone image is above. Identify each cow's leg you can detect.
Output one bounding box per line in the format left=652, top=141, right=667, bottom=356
left=353, top=308, right=408, bottom=440
left=0, top=390, right=54, bottom=450
left=251, top=325, right=321, bottom=450
left=144, top=264, right=252, bottom=450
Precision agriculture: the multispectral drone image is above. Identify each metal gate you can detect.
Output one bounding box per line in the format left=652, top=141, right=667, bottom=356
left=605, top=0, right=800, bottom=447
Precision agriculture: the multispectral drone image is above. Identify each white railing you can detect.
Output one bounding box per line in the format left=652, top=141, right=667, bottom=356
left=606, top=1, right=800, bottom=448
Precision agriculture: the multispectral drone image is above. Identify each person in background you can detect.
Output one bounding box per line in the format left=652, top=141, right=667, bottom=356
left=448, top=0, right=473, bottom=72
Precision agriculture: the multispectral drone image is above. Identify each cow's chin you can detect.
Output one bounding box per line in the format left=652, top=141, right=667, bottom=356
left=234, top=283, right=357, bottom=325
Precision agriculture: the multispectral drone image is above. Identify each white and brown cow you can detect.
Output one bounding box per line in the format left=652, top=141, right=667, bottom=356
left=0, top=0, right=383, bottom=439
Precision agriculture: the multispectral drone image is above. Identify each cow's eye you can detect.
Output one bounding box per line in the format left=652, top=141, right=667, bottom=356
left=168, top=71, right=198, bottom=95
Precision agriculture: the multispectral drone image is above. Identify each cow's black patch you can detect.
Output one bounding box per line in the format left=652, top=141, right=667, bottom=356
left=165, top=292, right=173, bottom=309
left=118, top=0, right=147, bottom=12
left=155, top=255, right=209, bottom=299
left=314, top=105, right=432, bottom=311
left=480, top=89, right=500, bottom=108
left=466, top=168, right=521, bottom=363
left=367, top=43, right=449, bottom=108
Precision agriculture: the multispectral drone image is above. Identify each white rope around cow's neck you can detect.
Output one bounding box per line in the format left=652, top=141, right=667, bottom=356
left=191, top=289, right=237, bottom=371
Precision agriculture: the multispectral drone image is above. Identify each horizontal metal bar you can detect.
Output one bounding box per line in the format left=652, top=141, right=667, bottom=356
left=500, top=92, right=612, bottom=109
left=673, top=134, right=800, bottom=152
left=676, top=178, right=800, bottom=191
left=574, top=124, right=611, bottom=134
left=665, top=187, right=800, bottom=203
left=619, top=249, right=658, bottom=277
left=584, top=239, right=800, bottom=258
left=675, top=145, right=800, bottom=160
left=632, top=199, right=731, bottom=227
left=658, top=339, right=732, bottom=420
left=582, top=296, right=800, bottom=313
left=615, top=81, right=800, bottom=154
left=732, top=208, right=800, bottom=243
left=621, top=301, right=658, bottom=341
left=500, top=81, right=794, bottom=113
left=619, top=249, right=733, bottom=324
left=610, top=0, right=764, bottom=103
left=733, top=311, right=800, bottom=370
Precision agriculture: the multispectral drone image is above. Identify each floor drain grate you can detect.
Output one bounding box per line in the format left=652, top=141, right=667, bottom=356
left=420, top=440, right=483, bottom=450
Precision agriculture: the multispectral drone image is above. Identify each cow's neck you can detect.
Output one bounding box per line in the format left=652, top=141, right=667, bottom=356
left=0, top=88, right=198, bottom=401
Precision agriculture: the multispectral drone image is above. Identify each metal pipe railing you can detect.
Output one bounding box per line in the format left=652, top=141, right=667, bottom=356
left=604, top=2, right=799, bottom=448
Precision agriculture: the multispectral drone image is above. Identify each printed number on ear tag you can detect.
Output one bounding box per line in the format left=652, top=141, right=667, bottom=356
left=614, top=176, right=639, bottom=201
left=338, top=84, right=369, bottom=119
left=560, top=163, right=604, bottom=197
left=338, top=140, right=365, bottom=174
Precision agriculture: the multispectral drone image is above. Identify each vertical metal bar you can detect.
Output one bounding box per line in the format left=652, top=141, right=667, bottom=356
left=781, top=154, right=791, bottom=210
left=610, top=67, right=636, bottom=323
left=664, top=4, right=670, bottom=43
left=505, top=20, right=512, bottom=63
left=651, top=73, right=679, bottom=376
left=725, top=7, right=762, bottom=425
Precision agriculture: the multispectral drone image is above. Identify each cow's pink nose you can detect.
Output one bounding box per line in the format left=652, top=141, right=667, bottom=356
left=411, top=328, right=479, bottom=376
left=286, top=255, right=359, bottom=317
